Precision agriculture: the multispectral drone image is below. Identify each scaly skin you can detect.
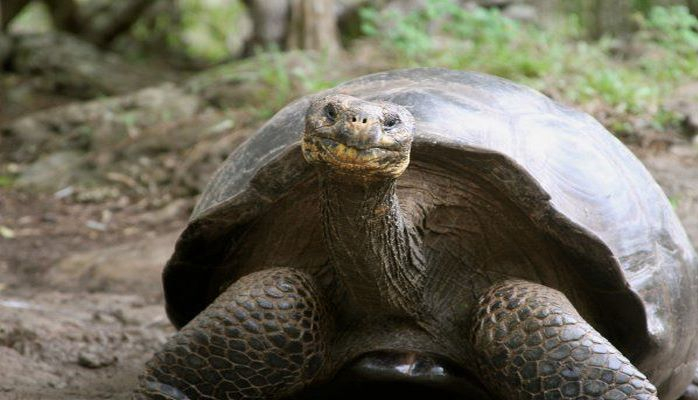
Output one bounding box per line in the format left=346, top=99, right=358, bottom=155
left=471, top=280, right=659, bottom=400
left=134, top=268, right=330, bottom=400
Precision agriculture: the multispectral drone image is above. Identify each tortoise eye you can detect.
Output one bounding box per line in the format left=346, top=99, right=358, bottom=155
left=324, top=104, right=338, bottom=122
left=384, top=114, right=400, bottom=129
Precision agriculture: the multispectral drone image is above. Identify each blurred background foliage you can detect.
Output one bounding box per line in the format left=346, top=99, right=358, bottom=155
left=2, top=0, right=697, bottom=127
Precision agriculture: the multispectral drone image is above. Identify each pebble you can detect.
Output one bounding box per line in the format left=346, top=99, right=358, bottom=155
left=77, top=350, right=117, bottom=369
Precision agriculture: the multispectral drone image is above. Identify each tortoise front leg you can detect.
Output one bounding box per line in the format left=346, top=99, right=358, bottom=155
left=470, top=280, right=658, bottom=400
left=134, top=268, right=331, bottom=400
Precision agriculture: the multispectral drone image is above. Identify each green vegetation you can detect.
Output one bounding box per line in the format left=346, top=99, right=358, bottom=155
left=192, top=1, right=695, bottom=132
left=5, top=1, right=53, bottom=33
left=253, top=50, right=338, bottom=118
left=186, top=49, right=340, bottom=119
left=636, top=5, right=698, bottom=78
left=123, top=0, right=697, bottom=134
left=13, top=0, right=694, bottom=135
left=130, top=0, right=246, bottom=62
left=359, top=1, right=698, bottom=133
left=0, top=175, right=16, bottom=188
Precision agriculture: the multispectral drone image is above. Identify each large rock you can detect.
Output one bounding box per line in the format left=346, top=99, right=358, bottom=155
left=15, top=150, right=86, bottom=192
left=49, top=230, right=180, bottom=298
left=10, top=32, right=163, bottom=99
left=2, top=83, right=204, bottom=164
left=1, top=79, right=249, bottom=198
left=667, top=82, right=698, bottom=139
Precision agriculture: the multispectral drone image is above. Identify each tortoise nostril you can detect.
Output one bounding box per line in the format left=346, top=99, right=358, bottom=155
left=352, top=117, right=357, bottom=122
left=362, top=118, right=367, bottom=123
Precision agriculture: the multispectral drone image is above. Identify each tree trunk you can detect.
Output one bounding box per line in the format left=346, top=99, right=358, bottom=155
left=687, top=0, right=698, bottom=17
left=561, top=0, right=635, bottom=40
left=286, top=0, right=339, bottom=53
left=588, top=0, right=635, bottom=39
left=242, top=0, right=291, bottom=55
left=42, top=0, right=81, bottom=33
left=83, top=0, right=155, bottom=47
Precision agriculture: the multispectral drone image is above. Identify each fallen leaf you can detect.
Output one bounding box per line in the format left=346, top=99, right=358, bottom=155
left=0, top=225, right=15, bottom=239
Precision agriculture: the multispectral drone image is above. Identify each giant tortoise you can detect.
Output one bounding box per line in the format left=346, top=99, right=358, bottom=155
left=134, top=68, right=698, bottom=400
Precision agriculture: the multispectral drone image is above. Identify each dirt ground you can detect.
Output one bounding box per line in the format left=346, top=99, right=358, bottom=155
left=0, top=189, right=186, bottom=400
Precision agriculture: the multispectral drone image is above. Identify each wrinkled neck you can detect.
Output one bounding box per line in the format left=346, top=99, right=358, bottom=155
left=319, top=172, right=425, bottom=315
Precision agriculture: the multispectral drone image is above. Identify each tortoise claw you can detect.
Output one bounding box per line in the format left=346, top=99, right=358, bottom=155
left=134, top=380, right=191, bottom=400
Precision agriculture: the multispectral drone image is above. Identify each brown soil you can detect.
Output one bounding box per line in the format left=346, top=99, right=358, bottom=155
left=0, top=189, right=186, bottom=400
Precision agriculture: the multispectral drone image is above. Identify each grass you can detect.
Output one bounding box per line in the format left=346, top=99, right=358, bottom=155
left=0, top=175, right=16, bottom=188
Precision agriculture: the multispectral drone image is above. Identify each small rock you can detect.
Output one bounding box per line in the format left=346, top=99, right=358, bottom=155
left=50, top=230, right=180, bottom=297
left=17, top=216, right=34, bottom=225
left=11, top=32, right=162, bottom=98
left=666, top=82, right=698, bottom=139
left=85, top=220, right=108, bottom=232
left=207, top=118, right=235, bottom=135
left=679, top=113, right=698, bottom=139
left=138, top=198, right=193, bottom=226
left=15, top=151, right=86, bottom=192
left=92, top=309, right=128, bottom=325
left=41, top=213, right=59, bottom=223
left=53, top=186, right=75, bottom=199
left=3, top=82, right=203, bottom=167
left=502, top=3, right=538, bottom=22
left=77, top=349, right=117, bottom=369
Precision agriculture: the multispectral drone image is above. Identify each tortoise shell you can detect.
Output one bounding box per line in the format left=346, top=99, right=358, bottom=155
left=163, top=68, right=698, bottom=399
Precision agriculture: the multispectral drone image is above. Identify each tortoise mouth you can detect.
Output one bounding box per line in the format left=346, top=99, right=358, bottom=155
left=316, top=136, right=400, bottom=165
left=286, top=351, right=492, bottom=400
left=302, top=135, right=409, bottom=177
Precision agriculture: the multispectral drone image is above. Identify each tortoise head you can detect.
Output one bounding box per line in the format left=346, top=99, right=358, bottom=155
left=302, top=94, right=415, bottom=179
